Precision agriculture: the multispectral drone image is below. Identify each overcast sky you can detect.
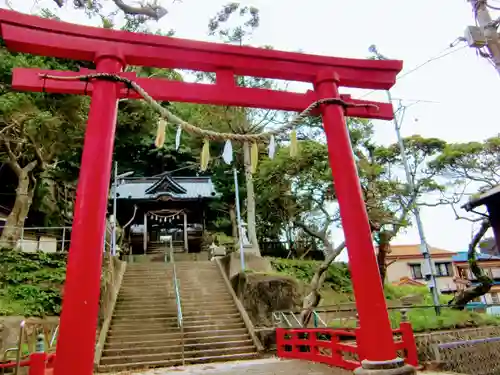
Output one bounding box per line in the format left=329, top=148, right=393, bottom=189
left=3, top=0, right=499, bottom=257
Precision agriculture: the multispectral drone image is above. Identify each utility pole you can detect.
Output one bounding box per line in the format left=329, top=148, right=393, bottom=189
left=465, top=0, right=500, bottom=75
left=368, top=45, right=441, bottom=315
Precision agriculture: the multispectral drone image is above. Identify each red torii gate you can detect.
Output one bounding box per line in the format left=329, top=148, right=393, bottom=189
left=0, top=9, right=408, bottom=375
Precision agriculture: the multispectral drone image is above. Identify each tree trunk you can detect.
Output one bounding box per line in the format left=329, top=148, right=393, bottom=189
left=243, top=142, right=260, bottom=255
left=301, top=241, right=346, bottom=326
left=376, top=230, right=392, bottom=284
left=0, top=169, right=35, bottom=248
left=228, top=204, right=238, bottom=240
left=451, top=219, right=492, bottom=309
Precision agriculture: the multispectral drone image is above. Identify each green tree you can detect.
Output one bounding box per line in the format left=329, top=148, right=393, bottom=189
left=0, top=46, right=89, bottom=246
left=430, top=136, right=500, bottom=308
left=363, top=134, right=447, bottom=282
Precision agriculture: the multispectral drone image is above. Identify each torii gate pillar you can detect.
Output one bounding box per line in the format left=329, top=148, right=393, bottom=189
left=0, top=9, right=413, bottom=375
left=52, top=55, right=124, bottom=375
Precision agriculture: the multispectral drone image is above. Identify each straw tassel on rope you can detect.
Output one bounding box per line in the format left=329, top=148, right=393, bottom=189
left=155, top=118, right=167, bottom=148
left=200, top=139, right=210, bottom=171
left=250, top=142, right=259, bottom=174
left=290, top=128, right=298, bottom=157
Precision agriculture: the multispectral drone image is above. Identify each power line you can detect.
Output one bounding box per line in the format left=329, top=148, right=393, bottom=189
left=397, top=45, right=467, bottom=80
left=361, top=44, right=468, bottom=99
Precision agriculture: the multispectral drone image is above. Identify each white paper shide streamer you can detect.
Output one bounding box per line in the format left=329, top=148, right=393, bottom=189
left=268, top=135, right=276, bottom=159
left=222, top=140, right=233, bottom=165
left=175, top=125, right=182, bottom=151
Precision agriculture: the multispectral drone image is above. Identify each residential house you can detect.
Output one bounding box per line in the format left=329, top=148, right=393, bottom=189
left=452, top=252, right=500, bottom=305
left=383, top=244, right=457, bottom=294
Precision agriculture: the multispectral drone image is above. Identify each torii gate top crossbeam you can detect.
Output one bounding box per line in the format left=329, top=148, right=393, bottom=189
left=0, top=10, right=402, bottom=90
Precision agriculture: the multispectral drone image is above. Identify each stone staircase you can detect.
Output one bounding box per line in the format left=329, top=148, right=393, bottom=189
left=147, top=241, right=184, bottom=255
left=98, top=261, right=258, bottom=372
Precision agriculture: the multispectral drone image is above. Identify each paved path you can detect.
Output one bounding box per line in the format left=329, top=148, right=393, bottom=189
left=108, top=358, right=462, bottom=375
left=109, top=358, right=350, bottom=375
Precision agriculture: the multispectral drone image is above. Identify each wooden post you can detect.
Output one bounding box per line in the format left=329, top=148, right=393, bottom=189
left=183, top=212, right=188, bottom=252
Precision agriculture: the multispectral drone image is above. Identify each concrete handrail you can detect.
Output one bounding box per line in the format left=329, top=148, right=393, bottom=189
left=94, top=259, right=127, bottom=367
left=214, top=257, right=264, bottom=352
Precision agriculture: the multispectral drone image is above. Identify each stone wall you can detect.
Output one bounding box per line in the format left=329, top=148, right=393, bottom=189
left=415, top=326, right=500, bottom=374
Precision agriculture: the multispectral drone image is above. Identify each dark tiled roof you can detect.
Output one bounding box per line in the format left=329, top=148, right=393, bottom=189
left=113, top=175, right=218, bottom=200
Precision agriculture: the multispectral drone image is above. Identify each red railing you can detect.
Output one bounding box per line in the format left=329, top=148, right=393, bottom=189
left=276, top=322, right=418, bottom=370
left=0, top=353, right=55, bottom=375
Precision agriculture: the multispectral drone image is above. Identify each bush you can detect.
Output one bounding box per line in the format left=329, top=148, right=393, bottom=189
left=269, top=258, right=352, bottom=294
left=0, top=248, right=67, bottom=316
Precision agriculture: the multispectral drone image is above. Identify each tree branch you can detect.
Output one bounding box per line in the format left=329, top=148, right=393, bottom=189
left=1, top=139, right=22, bottom=176
left=25, top=133, right=47, bottom=170
left=54, top=0, right=168, bottom=20
left=293, top=220, right=325, bottom=243
left=112, top=0, right=168, bottom=20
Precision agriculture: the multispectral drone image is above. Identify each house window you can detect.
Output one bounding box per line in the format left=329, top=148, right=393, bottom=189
left=491, top=293, right=499, bottom=304
left=409, top=264, right=423, bottom=279
left=435, top=262, right=453, bottom=277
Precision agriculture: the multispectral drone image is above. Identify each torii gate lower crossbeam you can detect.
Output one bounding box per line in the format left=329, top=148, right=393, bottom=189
left=0, top=9, right=412, bottom=375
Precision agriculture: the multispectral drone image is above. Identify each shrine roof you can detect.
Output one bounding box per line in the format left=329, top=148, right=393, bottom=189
left=462, top=184, right=500, bottom=211
left=112, top=174, right=218, bottom=201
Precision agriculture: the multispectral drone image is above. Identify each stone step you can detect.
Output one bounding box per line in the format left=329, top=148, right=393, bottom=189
left=183, top=322, right=246, bottom=332
left=117, top=292, right=232, bottom=301
left=117, top=294, right=231, bottom=302
left=111, top=317, right=244, bottom=331
left=111, top=308, right=239, bottom=320
left=106, top=328, right=249, bottom=342
left=99, top=345, right=256, bottom=366
left=103, top=338, right=254, bottom=356
left=120, top=283, right=226, bottom=290
left=112, top=317, right=243, bottom=332
left=109, top=325, right=179, bottom=335
left=113, top=309, right=241, bottom=324
left=105, top=333, right=251, bottom=349
left=109, top=317, right=245, bottom=337
left=115, top=297, right=234, bottom=305
left=119, top=296, right=232, bottom=303
left=98, top=351, right=259, bottom=372
left=113, top=309, right=240, bottom=320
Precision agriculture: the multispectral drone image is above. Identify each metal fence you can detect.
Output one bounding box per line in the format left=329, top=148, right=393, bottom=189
left=0, top=224, right=116, bottom=254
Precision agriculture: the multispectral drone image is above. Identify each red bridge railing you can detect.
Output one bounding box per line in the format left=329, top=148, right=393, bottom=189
left=276, top=322, right=418, bottom=370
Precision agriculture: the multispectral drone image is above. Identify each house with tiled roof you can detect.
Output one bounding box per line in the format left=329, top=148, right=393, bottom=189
left=380, top=244, right=458, bottom=294
left=452, top=251, right=500, bottom=305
